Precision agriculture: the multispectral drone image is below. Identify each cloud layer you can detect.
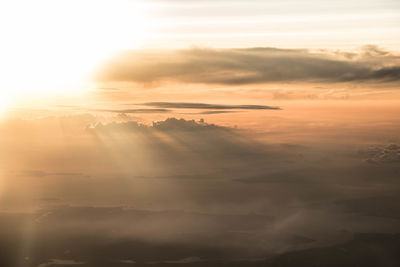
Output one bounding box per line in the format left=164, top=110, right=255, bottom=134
left=97, top=46, right=400, bottom=86
left=2, top=112, right=400, bottom=266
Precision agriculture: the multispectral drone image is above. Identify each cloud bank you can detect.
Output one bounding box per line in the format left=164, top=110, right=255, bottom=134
left=97, top=46, right=400, bottom=86
left=1, top=114, right=400, bottom=266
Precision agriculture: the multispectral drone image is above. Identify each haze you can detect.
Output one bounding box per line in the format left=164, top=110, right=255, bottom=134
left=0, top=1, right=400, bottom=267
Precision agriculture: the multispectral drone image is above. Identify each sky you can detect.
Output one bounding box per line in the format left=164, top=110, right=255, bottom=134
left=0, top=0, right=399, bottom=108
left=0, top=1, right=400, bottom=267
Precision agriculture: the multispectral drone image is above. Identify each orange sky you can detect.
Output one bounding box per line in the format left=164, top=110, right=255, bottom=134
left=0, top=0, right=399, bottom=112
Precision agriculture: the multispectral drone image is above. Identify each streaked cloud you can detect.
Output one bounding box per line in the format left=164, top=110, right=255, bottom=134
left=141, top=102, right=280, bottom=110
left=97, top=46, right=400, bottom=86
left=93, top=108, right=171, bottom=114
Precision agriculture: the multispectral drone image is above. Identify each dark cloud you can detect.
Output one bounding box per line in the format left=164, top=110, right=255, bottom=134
left=361, top=143, right=400, bottom=164
left=198, top=110, right=240, bottom=114
left=141, top=102, right=280, bottom=110
left=97, top=46, right=400, bottom=85
left=366, top=66, right=400, bottom=82
left=57, top=103, right=278, bottom=116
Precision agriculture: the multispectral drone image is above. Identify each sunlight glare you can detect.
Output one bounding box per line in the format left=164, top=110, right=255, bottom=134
left=0, top=0, right=151, bottom=107
left=0, top=92, right=11, bottom=117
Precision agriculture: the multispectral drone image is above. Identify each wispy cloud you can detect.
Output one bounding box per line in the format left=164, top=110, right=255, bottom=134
left=94, top=108, right=171, bottom=114
left=141, top=102, right=280, bottom=110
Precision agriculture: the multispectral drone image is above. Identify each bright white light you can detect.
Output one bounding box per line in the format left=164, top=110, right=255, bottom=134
left=0, top=0, right=151, bottom=106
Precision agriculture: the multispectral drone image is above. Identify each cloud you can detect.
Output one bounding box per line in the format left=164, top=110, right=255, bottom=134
left=366, top=66, right=400, bottom=82
left=96, top=46, right=400, bottom=86
left=91, top=117, right=227, bottom=132
left=141, top=102, right=280, bottom=110
left=361, top=143, right=400, bottom=164
left=198, top=110, right=240, bottom=114
left=93, top=108, right=171, bottom=114
left=87, top=118, right=280, bottom=182
left=2, top=114, right=400, bottom=266
left=90, top=103, right=279, bottom=116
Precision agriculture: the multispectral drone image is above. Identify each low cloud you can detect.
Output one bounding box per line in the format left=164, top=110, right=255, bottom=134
left=91, top=117, right=227, bottom=132
left=1, top=115, right=400, bottom=266
left=91, top=103, right=279, bottom=115
left=141, top=102, right=280, bottom=110
left=198, top=110, right=240, bottom=114
left=97, top=46, right=400, bottom=86
left=361, top=143, right=400, bottom=164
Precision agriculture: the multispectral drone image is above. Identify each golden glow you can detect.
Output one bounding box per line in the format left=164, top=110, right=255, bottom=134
left=0, top=92, right=11, bottom=117
left=0, top=0, right=151, bottom=108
